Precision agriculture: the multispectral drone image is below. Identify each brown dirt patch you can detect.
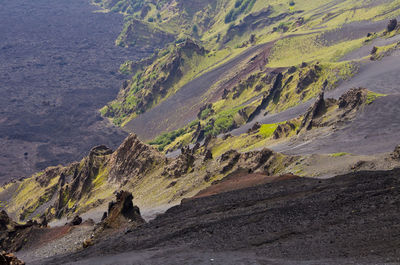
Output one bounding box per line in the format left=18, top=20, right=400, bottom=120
left=193, top=170, right=298, bottom=199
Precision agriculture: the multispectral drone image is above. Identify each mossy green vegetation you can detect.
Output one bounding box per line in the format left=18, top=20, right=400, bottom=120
left=366, top=91, right=386, bottom=105
left=6, top=173, right=60, bottom=221
left=259, top=123, right=281, bottom=138
left=330, top=152, right=350, bottom=157
left=267, top=34, right=364, bottom=67
left=211, top=119, right=300, bottom=158
left=149, top=128, right=186, bottom=151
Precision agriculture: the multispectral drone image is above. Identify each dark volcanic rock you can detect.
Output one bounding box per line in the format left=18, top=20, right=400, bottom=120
left=102, top=191, right=145, bottom=229
left=296, top=65, right=320, bottom=93
left=69, top=215, right=82, bottom=226
left=387, top=19, right=397, bottom=32
left=338, top=87, right=367, bottom=110
left=0, top=252, right=25, bottom=265
left=300, top=92, right=326, bottom=131
left=40, top=168, right=400, bottom=265
left=108, top=134, right=164, bottom=182
left=0, top=211, right=40, bottom=253
left=0, top=211, right=11, bottom=231
left=273, top=122, right=296, bottom=139
left=247, top=122, right=261, bottom=134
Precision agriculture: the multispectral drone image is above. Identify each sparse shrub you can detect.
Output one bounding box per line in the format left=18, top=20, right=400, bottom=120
left=149, top=129, right=186, bottom=151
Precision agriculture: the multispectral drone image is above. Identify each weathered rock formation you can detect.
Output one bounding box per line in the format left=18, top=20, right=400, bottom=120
left=273, top=121, right=296, bottom=139
left=108, top=134, right=164, bottom=182
left=100, top=191, right=144, bottom=229
left=0, top=252, right=25, bottom=265
left=338, top=87, right=367, bottom=113
left=299, top=92, right=328, bottom=131
left=0, top=211, right=41, bottom=253
left=299, top=88, right=367, bottom=133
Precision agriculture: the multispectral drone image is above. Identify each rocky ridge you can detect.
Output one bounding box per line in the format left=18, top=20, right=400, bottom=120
left=0, top=132, right=294, bottom=226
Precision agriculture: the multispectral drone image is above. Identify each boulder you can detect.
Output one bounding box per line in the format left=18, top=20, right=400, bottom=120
left=387, top=19, right=397, bottom=32
left=82, top=238, right=94, bottom=249
left=69, top=215, right=82, bottom=226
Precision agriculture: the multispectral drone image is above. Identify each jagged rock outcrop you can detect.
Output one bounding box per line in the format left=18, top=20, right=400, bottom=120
left=300, top=92, right=327, bottom=131
left=82, top=191, right=145, bottom=249
left=296, top=65, right=321, bottom=94
left=108, top=134, right=164, bottom=182
left=203, top=149, right=213, bottom=161
left=0, top=211, right=12, bottom=231
left=338, top=87, right=367, bottom=112
left=218, top=148, right=284, bottom=175
left=103, top=39, right=207, bottom=125
left=247, top=122, right=261, bottom=134
left=247, top=72, right=283, bottom=122
left=53, top=146, right=114, bottom=218
left=0, top=252, right=25, bottom=265
left=116, top=19, right=175, bottom=50
left=162, top=146, right=196, bottom=178
left=101, top=191, right=144, bottom=229
left=0, top=127, right=294, bottom=226
left=0, top=211, right=40, bottom=253
left=273, top=121, right=296, bottom=139
left=197, top=104, right=214, bottom=120
left=299, top=88, right=368, bottom=133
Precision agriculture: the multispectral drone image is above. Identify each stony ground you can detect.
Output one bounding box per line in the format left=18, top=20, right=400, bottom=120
left=32, top=168, right=400, bottom=265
